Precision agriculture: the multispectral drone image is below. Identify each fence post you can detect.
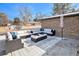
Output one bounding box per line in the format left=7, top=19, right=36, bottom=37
left=60, top=15, right=64, bottom=40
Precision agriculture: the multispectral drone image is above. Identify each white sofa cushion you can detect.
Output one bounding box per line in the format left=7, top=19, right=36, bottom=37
left=16, top=30, right=31, bottom=38
left=44, top=29, right=51, bottom=33
left=7, top=32, right=13, bottom=41
left=15, top=32, right=20, bottom=39
left=17, top=31, right=24, bottom=34
left=17, top=30, right=29, bottom=34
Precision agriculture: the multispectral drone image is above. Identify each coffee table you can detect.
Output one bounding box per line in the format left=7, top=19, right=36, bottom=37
left=31, top=34, right=47, bottom=42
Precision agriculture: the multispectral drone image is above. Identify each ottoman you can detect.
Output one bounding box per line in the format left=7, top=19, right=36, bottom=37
left=31, top=34, right=47, bottom=42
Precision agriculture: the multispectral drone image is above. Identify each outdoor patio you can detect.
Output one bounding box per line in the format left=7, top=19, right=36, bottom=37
left=3, top=36, right=79, bottom=56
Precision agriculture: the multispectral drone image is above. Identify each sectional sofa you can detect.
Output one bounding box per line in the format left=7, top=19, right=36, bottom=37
left=8, top=28, right=56, bottom=39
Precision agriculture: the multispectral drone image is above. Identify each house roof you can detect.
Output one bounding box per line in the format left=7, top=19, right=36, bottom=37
left=38, top=12, right=79, bottom=21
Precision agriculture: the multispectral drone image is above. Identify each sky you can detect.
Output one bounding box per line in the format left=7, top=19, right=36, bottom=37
left=0, top=3, right=79, bottom=20
left=0, top=3, right=52, bottom=20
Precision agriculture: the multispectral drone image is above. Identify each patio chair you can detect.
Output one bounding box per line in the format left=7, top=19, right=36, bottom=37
left=5, top=32, right=24, bottom=54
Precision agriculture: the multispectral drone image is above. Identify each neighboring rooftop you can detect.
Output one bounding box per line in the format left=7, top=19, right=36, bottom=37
left=38, top=12, right=79, bottom=20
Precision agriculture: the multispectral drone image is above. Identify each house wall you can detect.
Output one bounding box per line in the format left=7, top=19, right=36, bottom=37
left=40, top=15, right=79, bottom=39
left=63, top=16, right=79, bottom=39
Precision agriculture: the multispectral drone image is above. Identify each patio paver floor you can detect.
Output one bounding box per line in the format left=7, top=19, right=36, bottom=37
left=4, top=36, right=79, bottom=56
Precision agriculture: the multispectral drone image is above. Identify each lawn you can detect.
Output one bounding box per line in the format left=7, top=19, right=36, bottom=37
left=0, top=27, right=7, bottom=33
left=0, top=25, right=41, bottom=33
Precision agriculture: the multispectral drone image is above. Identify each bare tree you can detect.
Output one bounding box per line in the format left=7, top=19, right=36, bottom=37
left=13, top=17, right=20, bottom=25
left=0, top=13, right=8, bottom=26
left=34, top=12, right=47, bottom=21
left=19, top=7, right=32, bottom=25
left=52, top=3, right=77, bottom=15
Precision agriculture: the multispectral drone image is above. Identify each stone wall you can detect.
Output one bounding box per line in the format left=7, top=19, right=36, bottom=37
left=40, top=15, right=79, bottom=39
left=63, top=16, right=79, bottom=39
